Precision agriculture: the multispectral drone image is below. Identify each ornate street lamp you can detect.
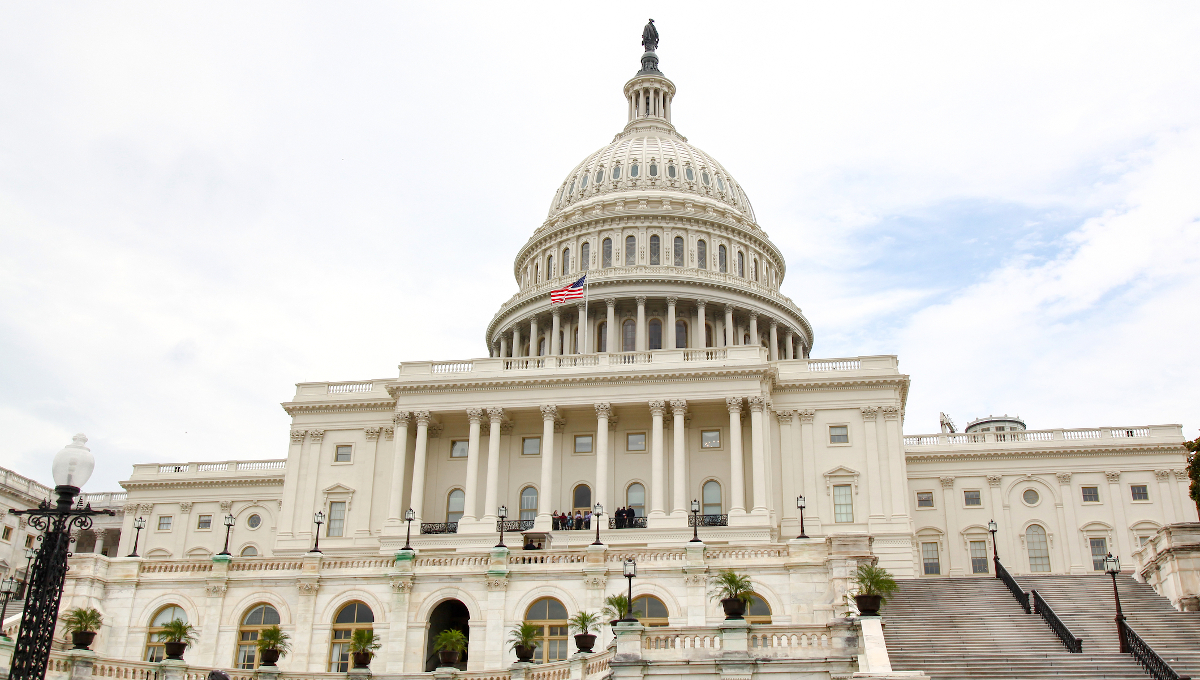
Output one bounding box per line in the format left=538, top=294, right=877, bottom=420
left=592, top=503, right=604, bottom=546
left=1106, top=553, right=1128, bottom=652
left=796, top=495, right=808, bottom=539
left=621, top=559, right=638, bottom=622
left=988, top=519, right=999, bottom=575
left=0, top=577, right=17, bottom=639
left=127, top=516, right=146, bottom=557
left=689, top=499, right=701, bottom=543
left=495, top=506, right=508, bottom=548
left=403, top=508, right=415, bottom=551
left=311, top=511, right=325, bottom=553
left=9, top=434, right=114, bottom=680
left=218, top=514, right=235, bottom=556
left=20, top=548, right=35, bottom=598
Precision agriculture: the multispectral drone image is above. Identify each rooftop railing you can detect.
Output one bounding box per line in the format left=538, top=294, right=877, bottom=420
left=135, top=460, right=287, bottom=477
left=904, top=424, right=1176, bottom=446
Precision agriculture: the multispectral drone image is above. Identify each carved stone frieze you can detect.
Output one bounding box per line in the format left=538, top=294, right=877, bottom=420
left=205, top=584, right=228, bottom=597
left=1175, top=469, right=1190, bottom=481
left=775, top=410, right=794, bottom=423
left=138, top=503, right=154, bottom=513
left=178, top=502, right=193, bottom=514
left=428, top=422, right=444, bottom=438
left=364, top=427, right=382, bottom=441
left=683, top=573, right=707, bottom=586
left=500, top=422, right=514, bottom=435
left=220, top=500, right=232, bottom=512
left=486, top=577, right=509, bottom=591
left=391, top=578, right=414, bottom=593
left=939, top=476, right=956, bottom=489
left=583, top=575, right=607, bottom=589
left=124, top=503, right=139, bottom=513
left=297, top=581, right=320, bottom=595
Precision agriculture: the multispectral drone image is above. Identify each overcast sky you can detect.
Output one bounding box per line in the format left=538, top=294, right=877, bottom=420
left=2, top=3, right=1198, bottom=491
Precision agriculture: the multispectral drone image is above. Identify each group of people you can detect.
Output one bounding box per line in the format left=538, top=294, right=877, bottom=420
left=552, top=510, right=592, bottom=530
left=611, top=506, right=640, bottom=528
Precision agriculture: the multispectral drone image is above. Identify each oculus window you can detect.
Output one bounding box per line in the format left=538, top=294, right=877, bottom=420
left=1022, top=488, right=1040, bottom=505
left=247, top=513, right=262, bottom=529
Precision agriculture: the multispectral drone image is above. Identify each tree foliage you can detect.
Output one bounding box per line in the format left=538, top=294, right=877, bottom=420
left=1185, top=434, right=1199, bottom=515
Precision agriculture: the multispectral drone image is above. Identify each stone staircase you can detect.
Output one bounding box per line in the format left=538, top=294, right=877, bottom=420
left=882, top=576, right=1153, bottom=679
left=1023, top=574, right=1200, bottom=678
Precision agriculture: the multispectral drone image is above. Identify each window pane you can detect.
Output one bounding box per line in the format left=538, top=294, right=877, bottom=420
left=627, top=433, right=646, bottom=451
left=916, top=492, right=934, bottom=508
left=158, top=516, right=172, bottom=531
left=675, top=320, right=688, bottom=349
left=1082, top=486, right=1100, bottom=502
left=648, top=319, right=662, bottom=350
left=625, top=236, right=635, bottom=264
left=970, top=541, right=989, bottom=574
left=240, top=546, right=257, bottom=557
left=649, top=164, right=657, bottom=177
left=573, top=485, right=591, bottom=509
left=1090, top=537, right=1108, bottom=571
left=627, top=484, right=645, bottom=516
left=702, top=481, right=721, bottom=515
left=622, top=320, right=635, bottom=351
left=613, top=166, right=621, bottom=179
left=1027, top=525, right=1050, bottom=572
left=603, top=239, right=612, bottom=268
left=630, top=164, right=639, bottom=177
left=581, top=174, right=588, bottom=189
left=922, top=542, right=940, bottom=575
left=581, top=243, right=590, bottom=271
left=685, top=167, right=694, bottom=181
left=595, top=170, right=603, bottom=183
left=698, top=240, right=707, bottom=269
left=737, top=252, right=744, bottom=277
left=673, top=236, right=683, bottom=267
left=328, top=502, right=346, bottom=537
left=650, top=235, right=660, bottom=265
left=829, top=426, right=849, bottom=444
left=335, top=445, right=352, bottom=462
left=520, top=488, right=538, bottom=521
left=964, top=490, right=981, bottom=506
left=1131, top=485, right=1149, bottom=501
left=451, top=441, right=469, bottom=458
left=834, top=485, right=853, bottom=522
left=719, top=245, right=727, bottom=273
left=668, top=164, right=676, bottom=178
left=575, top=435, right=593, bottom=453
left=701, top=430, right=721, bottom=448
left=197, top=515, right=212, bottom=530
left=1022, top=489, right=1040, bottom=504
left=523, top=437, right=541, bottom=455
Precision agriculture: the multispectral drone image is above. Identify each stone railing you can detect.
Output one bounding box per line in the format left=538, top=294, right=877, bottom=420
left=1132, top=523, right=1200, bottom=611
left=131, top=460, right=287, bottom=478
left=615, top=620, right=856, bottom=664
left=408, top=346, right=768, bottom=378
left=904, top=424, right=1180, bottom=447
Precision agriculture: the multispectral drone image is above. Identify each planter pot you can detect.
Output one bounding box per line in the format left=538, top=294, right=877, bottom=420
left=437, top=650, right=461, bottom=667
left=854, top=594, right=882, bottom=616
left=70, top=631, right=97, bottom=650
left=259, top=648, right=281, bottom=666
left=574, top=633, right=596, bottom=653
left=163, top=641, right=188, bottom=660
left=513, top=644, right=535, bottom=663
left=721, top=597, right=747, bottom=620
left=352, top=651, right=373, bottom=669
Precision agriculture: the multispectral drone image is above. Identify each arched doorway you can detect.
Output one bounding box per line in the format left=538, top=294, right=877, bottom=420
left=426, top=599, right=470, bottom=671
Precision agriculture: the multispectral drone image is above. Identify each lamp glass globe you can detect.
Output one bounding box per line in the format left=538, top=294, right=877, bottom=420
left=52, top=433, right=95, bottom=489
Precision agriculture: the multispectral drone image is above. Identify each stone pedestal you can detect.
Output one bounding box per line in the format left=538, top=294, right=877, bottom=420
left=568, top=651, right=588, bottom=680
left=0, top=636, right=14, bottom=680
left=510, top=661, right=534, bottom=680
left=67, top=649, right=97, bottom=680
left=1133, top=523, right=1200, bottom=611
left=159, top=659, right=188, bottom=680
left=852, top=616, right=928, bottom=679
left=255, top=666, right=282, bottom=680
left=348, top=668, right=373, bottom=680
left=718, top=619, right=749, bottom=654
left=432, top=667, right=456, bottom=680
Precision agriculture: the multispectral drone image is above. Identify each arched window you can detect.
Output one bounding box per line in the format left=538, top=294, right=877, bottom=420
left=562, top=248, right=570, bottom=276
left=702, top=171, right=711, bottom=186
left=145, top=605, right=187, bottom=662
left=668, top=164, right=677, bottom=178
left=602, top=238, right=613, bottom=268
left=753, top=258, right=759, bottom=281
left=622, top=319, right=636, bottom=352
left=745, top=594, right=772, bottom=624
left=330, top=602, right=374, bottom=672
left=595, top=169, right=603, bottom=184
left=649, top=163, right=658, bottom=177
left=648, top=319, right=662, bottom=350
left=547, top=255, right=554, bottom=280
left=675, top=320, right=688, bottom=349
left=236, top=603, right=281, bottom=668
left=632, top=595, right=669, bottom=627
left=520, top=487, right=538, bottom=521
left=685, top=167, right=695, bottom=181
left=581, top=242, right=590, bottom=271
left=597, top=321, right=607, bottom=352
left=240, top=545, right=258, bottom=557
left=447, top=489, right=465, bottom=524
left=625, top=236, right=636, bottom=265
left=649, top=235, right=660, bottom=265
left=703, top=480, right=722, bottom=516
left=573, top=484, right=592, bottom=516
left=612, top=165, right=622, bottom=180
left=719, top=245, right=728, bottom=273
left=630, top=163, right=639, bottom=178
left=737, top=251, right=745, bottom=278
left=697, top=240, right=707, bottom=270
left=627, top=483, right=646, bottom=517
left=1026, top=525, right=1051, bottom=572
left=673, top=236, right=683, bottom=267
left=525, top=598, right=568, bottom=663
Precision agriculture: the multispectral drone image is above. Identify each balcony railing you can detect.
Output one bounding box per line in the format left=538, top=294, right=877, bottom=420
left=496, top=519, right=534, bottom=532
left=689, top=514, right=729, bottom=527
left=609, top=517, right=648, bottom=529
left=420, top=522, right=458, bottom=535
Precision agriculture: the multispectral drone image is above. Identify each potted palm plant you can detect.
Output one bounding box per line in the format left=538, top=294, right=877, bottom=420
left=255, top=625, right=290, bottom=667
left=600, top=594, right=633, bottom=626
left=159, top=619, right=196, bottom=660
left=568, top=610, right=601, bottom=653
left=434, top=628, right=467, bottom=667
left=852, top=563, right=898, bottom=616
left=710, top=569, right=755, bottom=620
left=349, top=629, right=381, bottom=669
left=508, top=622, right=540, bottom=663
left=61, top=607, right=103, bottom=650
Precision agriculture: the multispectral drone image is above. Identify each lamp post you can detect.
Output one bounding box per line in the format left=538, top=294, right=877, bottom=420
left=0, top=577, right=17, bottom=639
left=689, top=500, right=702, bottom=543
left=403, top=508, right=415, bottom=551
left=20, top=548, right=35, bottom=598
left=127, top=516, right=146, bottom=557
left=219, top=514, right=235, bottom=556
left=311, top=511, right=325, bottom=553
left=1106, top=553, right=1128, bottom=652
left=592, top=503, right=604, bottom=546
left=796, top=495, right=808, bottom=539
left=9, top=433, right=114, bottom=680
left=988, top=519, right=999, bottom=575
left=621, top=559, right=638, bottom=622
left=495, top=506, right=508, bottom=548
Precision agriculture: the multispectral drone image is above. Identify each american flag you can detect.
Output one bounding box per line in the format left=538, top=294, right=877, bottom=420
left=550, top=275, right=586, bottom=303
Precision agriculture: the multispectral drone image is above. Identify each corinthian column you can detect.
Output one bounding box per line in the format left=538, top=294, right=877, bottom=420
left=595, top=403, right=611, bottom=512
left=749, top=312, right=759, bottom=346
left=636, top=296, right=647, bottom=351
left=727, top=397, right=746, bottom=514
left=551, top=309, right=561, bottom=356
left=666, top=297, right=677, bottom=349
left=409, top=410, right=431, bottom=523
left=462, top=408, right=483, bottom=524
left=748, top=396, right=768, bottom=514
left=387, top=411, right=411, bottom=525
left=530, top=316, right=540, bottom=357
left=536, top=405, right=558, bottom=530
left=649, top=400, right=666, bottom=518
left=482, top=408, right=504, bottom=526
left=606, top=298, right=617, bottom=353
left=696, top=299, right=707, bottom=349
left=769, top=321, right=779, bottom=361
left=577, top=303, right=587, bottom=354
left=670, top=399, right=687, bottom=517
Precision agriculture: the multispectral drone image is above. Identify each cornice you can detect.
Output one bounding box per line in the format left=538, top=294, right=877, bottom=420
left=281, top=399, right=396, bottom=416
left=905, top=445, right=1188, bottom=464
left=774, top=375, right=910, bottom=392
left=387, top=365, right=777, bottom=396
left=120, top=477, right=285, bottom=491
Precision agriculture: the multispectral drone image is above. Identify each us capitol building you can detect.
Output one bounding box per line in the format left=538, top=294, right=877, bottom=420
left=23, top=23, right=1195, bottom=680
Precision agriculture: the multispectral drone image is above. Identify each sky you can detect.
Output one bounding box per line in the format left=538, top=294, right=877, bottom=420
left=2, top=3, right=1198, bottom=491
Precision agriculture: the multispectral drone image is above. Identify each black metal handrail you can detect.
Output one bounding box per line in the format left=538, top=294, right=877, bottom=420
left=420, top=522, right=458, bottom=534
left=1031, top=589, right=1082, bottom=653
left=495, top=519, right=534, bottom=532
left=1119, top=617, right=1191, bottom=680
left=609, top=517, right=648, bottom=529
left=688, top=514, right=729, bottom=527
left=995, top=558, right=1030, bottom=613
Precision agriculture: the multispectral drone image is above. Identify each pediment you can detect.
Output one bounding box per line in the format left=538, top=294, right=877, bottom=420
left=822, top=465, right=860, bottom=478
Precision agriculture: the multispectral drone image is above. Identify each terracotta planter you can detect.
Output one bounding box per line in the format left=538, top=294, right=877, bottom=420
left=513, top=644, right=535, bottom=662
left=437, top=650, right=461, bottom=667
left=721, top=597, right=747, bottom=620
left=70, top=631, right=97, bottom=650
left=574, top=633, right=596, bottom=653
left=259, top=648, right=281, bottom=666
left=352, top=651, right=372, bottom=669
left=854, top=594, right=882, bottom=616
left=163, top=641, right=188, bottom=660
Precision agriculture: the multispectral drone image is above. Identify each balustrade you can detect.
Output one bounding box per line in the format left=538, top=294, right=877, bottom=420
left=1119, top=618, right=1191, bottom=680
left=1031, top=589, right=1082, bottom=653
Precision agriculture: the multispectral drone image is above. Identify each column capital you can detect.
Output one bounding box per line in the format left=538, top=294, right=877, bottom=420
left=1174, top=468, right=1190, bottom=481
left=797, top=409, right=816, bottom=423
left=393, top=410, right=411, bottom=426
left=939, top=476, right=955, bottom=489
left=695, top=298, right=707, bottom=308
left=770, top=319, right=778, bottom=329
left=526, top=315, right=538, bottom=325
left=540, top=405, right=559, bottom=422
left=748, top=311, right=758, bottom=321
left=466, top=408, right=484, bottom=424
left=1105, top=470, right=1122, bottom=484
left=309, top=429, right=325, bottom=442
left=748, top=396, right=766, bottom=412
left=725, top=304, right=735, bottom=314
left=594, top=403, right=612, bottom=419
left=1056, top=472, right=1072, bottom=485
left=487, top=407, right=505, bottom=423
left=725, top=396, right=742, bottom=414
left=648, top=400, right=666, bottom=416
left=669, top=399, right=687, bottom=415
left=365, top=427, right=382, bottom=440
left=666, top=296, right=678, bottom=306
left=987, top=474, right=1002, bottom=487
left=636, top=296, right=647, bottom=305
left=414, top=410, right=432, bottom=427
left=775, top=410, right=794, bottom=423
left=784, top=329, right=794, bottom=338
left=606, top=298, right=617, bottom=309
left=383, top=427, right=394, bottom=440
left=881, top=406, right=901, bottom=421
left=290, top=430, right=306, bottom=443
left=552, top=308, right=561, bottom=318
left=1154, top=469, right=1171, bottom=482
left=577, top=302, right=586, bottom=311
left=859, top=406, right=879, bottom=419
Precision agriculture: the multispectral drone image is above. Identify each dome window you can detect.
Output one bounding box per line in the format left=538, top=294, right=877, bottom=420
left=630, top=164, right=639, bottom=178
left=649, top=235, right=660, bottom=265
left=581, top=242, right=590, bottom=271
left=649, top=164, right=658, bottom=177
left=581, top=174, right=588, bottom=189
left=595, top=170, right=604, bottom=184
left=668, top=164, right=676, bottom=179
left=737, top=251, right=745, bottom=278
left=697, top=240, right=708, bottom=270
left=719, top=245, right=728, bottom=273
left=562, top=248, right=570, bottom=276
left=625, top=236, right=636, bottom=265
left=685, top=167, right=695, bottom=181
left=717, top=176, right=725, bottom=191
left=673, top=236, right=684, bottom=267
left=612, top=166, right=622, bottom=180
left=568, top=180, right=575, bottom=196
left=602, top=238, right=613, bottom=268
left=702, top=171, right=711, bottom=186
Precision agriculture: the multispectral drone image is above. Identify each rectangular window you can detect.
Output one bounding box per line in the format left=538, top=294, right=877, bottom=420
left=157, top=516, right=173, bottom=531
left=1131, top=485, right=1149, bottom=501
left=334, top=444, right=352, bottom=463
left=24, top=535, right=33, bottom=548
left=574, top=434, right=593, bottom=453
left=921, top=542, right=941, bottom=575
left=916, top=492, right=934, bottom=508
left=970, top=540, right=989, bottom=574
left=523, top=437, right=541, bottom=456
left=197, top=514, right=212, bottom=530
left=327, top=502, right=346, bottom=537
left=0, top=527, right=11, bottom=541
left=1082, top=486, right=1100, bottom=503
left=1090, top=537, right=1108, bottom=571
left=627, top=432, right=646, bottom=451
left=829, top=425, right=849, bottom=444
left=1138, top=535, right=1151, bottom=546
left=964, top=490, right=982, bottom=506
left=833, top=485, right=853, bottom=522
left=450, top=440, right=469, bottom=458
left=701, top=430, right=721, bottom=448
